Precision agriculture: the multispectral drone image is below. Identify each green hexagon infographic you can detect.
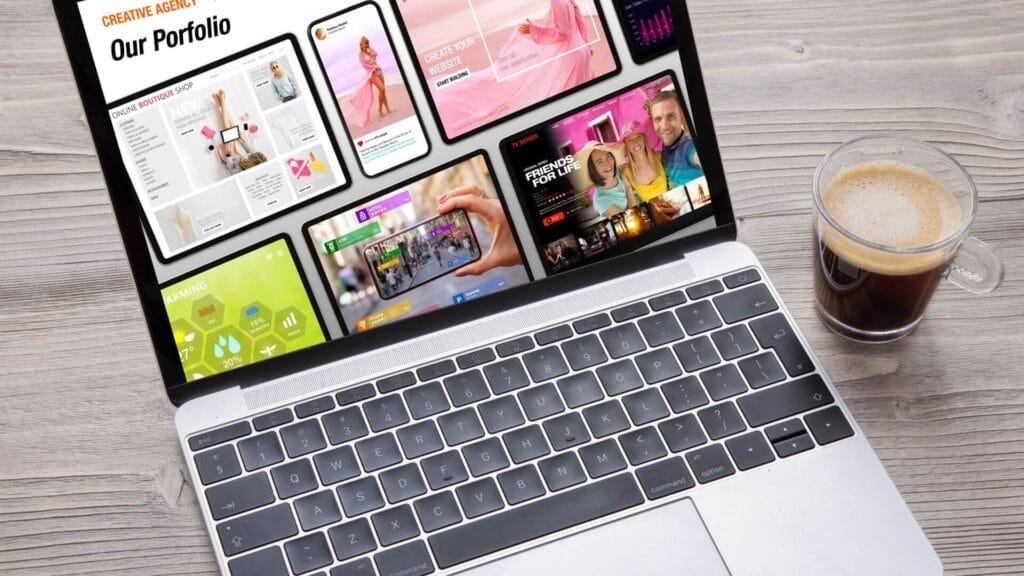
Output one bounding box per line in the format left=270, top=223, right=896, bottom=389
left=191, top=294, right=225, bottom=330
left=254, top=335, right=287, bottom=360
left=204, top=326, right=251, bottom=371
left=239, top=301, right=274, bottom=338
left=274, top=306, right=308, bottom=341
left=171, top=319, right=204, bottom=369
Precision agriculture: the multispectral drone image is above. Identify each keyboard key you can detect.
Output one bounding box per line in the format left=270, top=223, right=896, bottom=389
left=619, top=427, right=668, bottom=465
left=372, top=505, right=419, bottom=546
left=253, top=409, right=293, bottom=432
left=765, top=418, right=807, bottom=443
left=281, top=420, right=328, bottom=458
left=503, top=425, right=551, bottom=464
left=686, top=444, right=735, bottom=485
left=538, top=453, right=587, bottom=492
left=638, top=312, right=686, bottom=347
left=596, top=359, right=644, bottom=396
left=296, top=396, right=336, bottom=419
left=599, top=323, right=647, bottom=359
left=415, top=491, right=462, bottom=533
left=636, top=456, right=694, bottom=500
left=804, top=406, right=855, bottom=445
left=774, top=433, right=815, bottom=458
left=710, top=325, right=759, bottom=361
left=622, top=389, right=671, bottom=425
left=676, top=301, right=723, bottom=336
left=496, top=465, right=546, bottom=505
left=356, top=434, right=402, bottom=472
left=697, top=402, right=747, bottom=440
left=437, top=408, right=484, bottom=446
left=417, top=360, right=456, bottom=382
left=271, top=459, right=318, bottom=499
left=635, top=347, right=683, bottom=384
left=457, top=477, right=505, bottom=517
left=217, top=503, right=297, bottom=557
left=573, top=313, right=612, bottom=334
left=535, top=324, right=573, bottom=345
left=700, top=364, right=748, bottom=401
left=337, top=477, right=385, bottom=517
left=479, top=395, right=526, bottom=433
left=579, top=439, right=628, bottom=478
left=444, top=370, right=491, bottom=407
left=462, top=438, right=510, bottom=477
left=238, top=433, right=285, bottom=472
left=228, top=546, right=289, bottom=576
left=378, top=372, right=417, bottom=394
left=726, top=431, right=776, bottom=471
left=673, top=337, right=720, bottom=373
left=543, top=413, right=590, bottom=450
left=557, top=372, right=604, bottom=408
left=714, top=283, right=778, bottom=324
left=612, top=301, right=649, bottom=322
left=723, top=269, right=761, bottom=289
left=649, top=291, right=686, bottom=311
left=190, top=421, right=251, bottom=451
left=428, top=474, right=644, bottom=569
left=331, top=558, right=374, bottom=576
left=328, top=518, right=377, bottom=561
left=421, top=450, right=469, bottom=490
left=374, top=540, right=434, bottom=576
left=295, top=490, right=342, bottom=531
left=457, top=348, right=496, bottom=370
left=314, top=446, right=360, bottom=485
left=195, top=445, right=241, bottom=485
left=737, top=374, right=833, bottom=427
left=206, top=472, right=275, bottom=521
left=483, top=358, right=531, bottom=395
left=738, top=352, right=787, bottom=389
left=404, top=383, right=451, bottom=420
left=322, top=408, right=369, bottom=445
left=337, top=384, right=376, bottom=406
left=523, top=347, right=570, bottom=382
left=364, top=394, right=411, bottom=433
left=496, top=336, right=535, bottom=357
left=380, top=463, right=427, bottom=503
left=686, top=279, right=724, bottom=300
left=562, top=335, right=608, bottom=370
left=285, top=532, right=333, bottom=574
left=582, top=400, right=630, bottom=438
left=519, top=383, right=565, bottom=421
left=658, top=414, right=707, bottom=453
left=396, top=421, right=444, bottom=459
left=749, top=314, right=814, bottom=377
left=660, top=376, right=710, bottom=413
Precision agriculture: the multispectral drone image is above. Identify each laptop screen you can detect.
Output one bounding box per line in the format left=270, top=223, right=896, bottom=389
left=68, top=0, right=725, bottom=389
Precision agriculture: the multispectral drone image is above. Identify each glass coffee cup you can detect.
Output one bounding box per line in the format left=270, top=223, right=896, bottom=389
left=813, top=135, right=1004, bottom=343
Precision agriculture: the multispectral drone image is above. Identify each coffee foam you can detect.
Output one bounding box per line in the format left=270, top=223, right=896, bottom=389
left=821, top=162, right=964, bottom=276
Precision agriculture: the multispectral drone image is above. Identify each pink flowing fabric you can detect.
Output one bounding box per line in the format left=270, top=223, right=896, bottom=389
left=340, top=48, right=380, bottom=128
left=435, top=0, right=594, bottom=135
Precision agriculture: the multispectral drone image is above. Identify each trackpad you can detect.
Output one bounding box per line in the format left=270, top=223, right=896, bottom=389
left=455, top=499, right=731, bottom=576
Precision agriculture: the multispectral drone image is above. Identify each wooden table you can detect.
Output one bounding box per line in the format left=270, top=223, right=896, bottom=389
left=2, top=1, right=1022, bottom=574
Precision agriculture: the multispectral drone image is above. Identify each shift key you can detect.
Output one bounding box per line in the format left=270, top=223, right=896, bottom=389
left=749, top=313, right=814, bottom=376
left=217, top=503, right=297, bottom=556
left=737, top=375, right=834, bottom=428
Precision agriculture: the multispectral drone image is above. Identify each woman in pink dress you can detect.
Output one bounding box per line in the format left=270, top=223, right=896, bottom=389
left=436, top=0, right=595, bottom=135
left=341, top=36, right=393, bottom=128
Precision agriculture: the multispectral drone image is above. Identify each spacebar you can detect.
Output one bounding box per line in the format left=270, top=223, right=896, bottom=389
left=428, top=473, right=644, bottom=569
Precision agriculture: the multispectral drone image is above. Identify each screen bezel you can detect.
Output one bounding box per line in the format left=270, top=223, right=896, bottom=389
left=52, top=0, right=736, bottom=406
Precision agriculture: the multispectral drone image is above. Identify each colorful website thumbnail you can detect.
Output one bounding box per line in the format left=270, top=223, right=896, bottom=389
left=503, top=73, right=711, bottom=275
left=615, top=0, right=677, bottom=62
left=307, top=153, right=530, bottom=334
left=394, top=0, right=619, bottom=140
left=108, top=37, right=346, bottom=260
left=161, top=238, right=327, bottom=383
left=312, top=4, right=430, bottom=176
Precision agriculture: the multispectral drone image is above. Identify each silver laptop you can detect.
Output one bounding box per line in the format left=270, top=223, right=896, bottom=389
left=55, top=0, right=941, bottom=574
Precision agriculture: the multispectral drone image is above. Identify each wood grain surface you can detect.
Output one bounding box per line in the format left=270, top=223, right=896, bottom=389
left=2, top=1, right=1022, bottom=574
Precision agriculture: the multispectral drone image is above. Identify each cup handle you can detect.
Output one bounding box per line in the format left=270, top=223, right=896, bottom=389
left=947, top=236, right=1005, bottom=294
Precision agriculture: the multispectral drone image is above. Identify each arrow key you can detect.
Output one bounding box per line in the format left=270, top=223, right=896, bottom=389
left=805, top=406, right=855, bottom=445
left=773, top=433, right=815, bottom=458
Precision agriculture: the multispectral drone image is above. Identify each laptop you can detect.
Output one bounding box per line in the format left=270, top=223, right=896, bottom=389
left=54, top=1, right=941, bottom=574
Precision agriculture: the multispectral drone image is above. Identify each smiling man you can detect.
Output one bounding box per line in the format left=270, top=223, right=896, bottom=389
left=650, top=90, right=704, bottom=189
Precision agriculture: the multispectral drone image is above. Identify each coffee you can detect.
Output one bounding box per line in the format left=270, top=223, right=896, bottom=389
left=814, top=162, right=963, bottom=334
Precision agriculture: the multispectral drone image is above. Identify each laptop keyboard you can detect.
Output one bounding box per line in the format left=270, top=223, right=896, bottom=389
left=187, top=269, right=855, bottom=576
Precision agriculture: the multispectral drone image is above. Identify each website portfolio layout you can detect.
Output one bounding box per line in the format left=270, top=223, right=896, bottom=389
left=76, top=0, right=717, bottom=386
